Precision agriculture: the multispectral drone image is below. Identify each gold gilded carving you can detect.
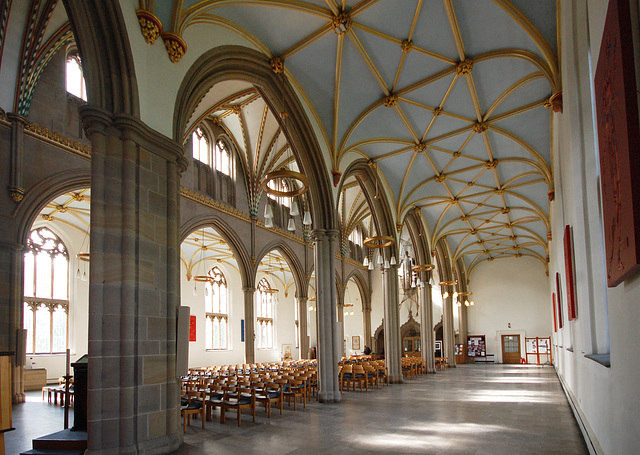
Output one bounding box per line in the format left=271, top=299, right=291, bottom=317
left=136, top=10, right=162, bottom=44
left=415, top=142, right=427, bottom=152
left=501, top=207, right=510, bottom=214
left=486, top=160, right=498, bottom=169
left=401, top=40, right=413, bottom=54
left=0, top=107, right=8, bottom=125
left=456, top=58, right=474, bottom=76
left=473, top=122, right=488, bottom=134
left=24, top=122, right=91, bottom=158
left=452, top=151, right=461, bottom=158
left=494, top=188, right=504, bottom=195
left=396, top=222, right=403, bottom=233
left=42, top=214, right=54, bottom=221
left=548, top=189, right=555, bottom=201
left=9, top=186, right=24, bottom=203
left=161, top=32, right=187, bottom=63
left=332, top=13, right=351, bottom=34
left=516, top=253, right=522, bottom=258
left=331, top=169, right=342, bottom=187
left=547, top=232, right=552, bottom=241
left=461, top=215, right=469, bottom=221
left=435, top=174, right=446, bottom=183
left=270, top=57, right=284, bottom=74
left=383, top=94, right=398, bottom=108
left=451, top=197, right=459, bottom=205
left=433, top=107, right=443, bottom=116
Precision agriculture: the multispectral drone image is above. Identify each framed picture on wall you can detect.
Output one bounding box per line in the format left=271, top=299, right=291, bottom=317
left=555, top=273, right=564, bottom=328
left=352, top=335, right=361, bottom=351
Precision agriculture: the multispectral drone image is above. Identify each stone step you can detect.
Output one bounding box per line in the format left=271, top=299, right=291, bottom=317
left=29, top=429, right=87, bottom=452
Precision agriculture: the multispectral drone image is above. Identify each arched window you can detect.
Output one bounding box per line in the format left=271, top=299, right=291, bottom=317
left=214, top=139, right=230, bottom=176
left=66, top=55, right=86, bottom=101
left=23, top=227, right=69, bottom=354
left=256, top=278, right=274, bottom=349
left=348, top=226, right=364, bottom=262
left=205, top=266, right=228, bottom=350
left=192, top=127, right=210, bottom=165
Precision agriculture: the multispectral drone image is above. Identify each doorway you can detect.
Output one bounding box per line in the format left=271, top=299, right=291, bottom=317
left=501, top=334, right=521, bottom=364
left=402, top=329, right=421, bottom=357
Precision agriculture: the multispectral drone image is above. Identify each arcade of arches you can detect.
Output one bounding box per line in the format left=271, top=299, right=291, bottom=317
left=0, top=1, right=638, bottom=454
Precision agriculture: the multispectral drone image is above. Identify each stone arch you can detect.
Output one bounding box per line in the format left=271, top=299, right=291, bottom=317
left=338, top=159, right=396, bottom=243
left=15, top=169, right=91, bottom=245
left=400, top=316, right=421, bottom=340
left=173, top=45, right=335, bottom=230
left=62, top=0, right=139, bottom=116
left=343, top=269, right=370, bottom=311
left=373, top=321, right=384, bottom=354
left=179, top=214, right=252, bottom=290
left=254, top=241, right=305, bottom=299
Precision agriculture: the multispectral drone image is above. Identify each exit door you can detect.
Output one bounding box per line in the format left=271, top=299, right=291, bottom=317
left=501, top=334, right=521, bottom=364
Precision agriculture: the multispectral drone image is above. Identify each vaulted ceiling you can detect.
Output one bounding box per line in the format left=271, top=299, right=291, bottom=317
left=1, top=0, right=559, bottom=274
left=145, top=0, right=558, bottom=273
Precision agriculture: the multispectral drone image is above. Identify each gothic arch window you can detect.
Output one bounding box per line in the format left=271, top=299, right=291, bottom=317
left=214, top=139, right=230, bottom=176
left=23, top=227, right=69, bottom=354
left=348, top=226, right=365, bottom=262
left=256, top=277, right=274, bottom=350
left=192, top=127, right=210, bottom=165
left=65, top=54, right=86, bottom=101
left=205, top=266, right=228, bottom=350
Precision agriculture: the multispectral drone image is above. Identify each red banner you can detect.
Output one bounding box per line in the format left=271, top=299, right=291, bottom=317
left=189, top=315, right=196, bottom=342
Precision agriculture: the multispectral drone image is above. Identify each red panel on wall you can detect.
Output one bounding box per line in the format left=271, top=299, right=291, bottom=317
left=594, top=0, right=640, bottom=287
left=563, top=225, right=577, bottom=320
left=552, top=293, right=557, bottom=333
left=189, top=315, right=196, bottom=342
left=555, top=273, right=563, bottom=329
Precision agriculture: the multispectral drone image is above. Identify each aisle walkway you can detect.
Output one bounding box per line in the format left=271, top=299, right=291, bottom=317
left=6, top=365, right=588, bottom=454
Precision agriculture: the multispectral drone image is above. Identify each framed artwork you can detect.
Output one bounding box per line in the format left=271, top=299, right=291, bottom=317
left=467, top=335, right=486, bottom=357
left=564, top=225, right=577, bottom=320
left=282, top=344, right=292, bottom=359
left=555, top=273, right=563, bottom=329
left=435, top=340, right=442, bottom=357
left=189, top=315, right=196, bottom=342
left=595, top=0, right=640, bottom=287
left=352, top=335, right=361, bottom=351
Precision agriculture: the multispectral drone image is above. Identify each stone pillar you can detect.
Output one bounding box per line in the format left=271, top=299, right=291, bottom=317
left=81, top=106, right=186, bottom=454
left=7, top=113, right=27, bottom=203
left=336, top=288, right=344, bottom=356
left=0, top=241, right=25, bottom=403
left=243, top=287, right=255, bottom=364
left=297, top=296, right=309, bottom=359
left=443, top=295, right=456, bottom=367
left=459, top=299, right=468, bottom=365
left=383, top=264, right=402, bottom=383
left=312, top=229, right=341, bottom=403
left=362, top=307, right=372, bottom=354
left=420, top=280, right=436, bottom=373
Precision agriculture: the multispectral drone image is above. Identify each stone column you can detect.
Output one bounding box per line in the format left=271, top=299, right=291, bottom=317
left=459, top=299, right=468, bottom=365
left=7, top=113, right=27, bottom=203
left=362, top=307, right=372, bottom=353
left=419, top=280, right=436, bottom=373
left=243, top=287, right=255, bottom=364
left=383, top=264, right=402, bottom=383
left=443, top=294, right=456, bottom=367
left=297, top=296, right=309, bottom=359
left=311, top=229, right=341, bottom=403
left=81, top=106, right=186, bottom=454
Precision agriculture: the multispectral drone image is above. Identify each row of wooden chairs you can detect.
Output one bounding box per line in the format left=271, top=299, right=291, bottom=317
left=42, top=377, right=74, bottom=406
left=186, top=360, right=318, bottom=379
left=339, top=360, right=388, bottom=392
left=181, top=368, right=317, bottom=430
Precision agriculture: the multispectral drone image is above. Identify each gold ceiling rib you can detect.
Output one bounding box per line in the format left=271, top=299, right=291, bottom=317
left=333, top=33, right=345, bottom=152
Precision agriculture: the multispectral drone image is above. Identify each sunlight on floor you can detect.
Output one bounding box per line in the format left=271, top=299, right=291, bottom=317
left=465, top=389, right=553, bottom=403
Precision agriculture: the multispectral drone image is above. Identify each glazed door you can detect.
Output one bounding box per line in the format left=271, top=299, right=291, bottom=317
left=501, top=335, right=521, bottom=364
left=403, top=336, right=421, bottom=357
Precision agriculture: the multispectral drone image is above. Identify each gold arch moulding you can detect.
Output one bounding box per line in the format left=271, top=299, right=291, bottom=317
left=363, top=236, right=395, bottom=249
left=76, top=253, right=90, bottom=262
left=260, top=170, right=309, bottom=197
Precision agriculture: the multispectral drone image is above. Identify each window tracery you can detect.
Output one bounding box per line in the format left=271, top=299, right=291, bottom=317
left=205, top=266, right=228, bottom=350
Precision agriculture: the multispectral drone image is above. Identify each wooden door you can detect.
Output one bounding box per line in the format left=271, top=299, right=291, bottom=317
left=403, top=336, right=421, bottom=357
left=501, top=335, right=521, bottom=364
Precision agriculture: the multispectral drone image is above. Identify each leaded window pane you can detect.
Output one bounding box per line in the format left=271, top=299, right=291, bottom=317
left=52, top=305, right=67, bottom=352
left=35, top=305, right=50, bottom=353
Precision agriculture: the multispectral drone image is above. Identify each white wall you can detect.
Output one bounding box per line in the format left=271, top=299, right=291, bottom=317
left=548, top=2, right=640, bottom=454
left=343, top=280, right=365, bottom=355
left=468, top=256, right=551, bottom=363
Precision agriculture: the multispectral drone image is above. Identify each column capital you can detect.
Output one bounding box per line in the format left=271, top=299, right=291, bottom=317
left=6, top=112, right=29, bottom=126
left=79, top=104, right=189, bottom=172
left=242, top=286, right=256, bottom=294
left=310, top=228, right=340, bottom=242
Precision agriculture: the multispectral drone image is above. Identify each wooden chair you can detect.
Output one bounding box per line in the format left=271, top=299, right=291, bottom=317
left=283, top=379, right=306, bottom=410
left=204, top=385, right=224, bottom=421
left=254, top=381, right=283, bottom=417
left=363, top=363, right=378, bottom=390
left=181, top=390, right=205, bottom=432
left=220, top=386, right=254, bottom=426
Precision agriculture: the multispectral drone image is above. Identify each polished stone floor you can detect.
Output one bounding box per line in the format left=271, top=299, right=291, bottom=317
left=6, top=365, right=588, bottom=455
